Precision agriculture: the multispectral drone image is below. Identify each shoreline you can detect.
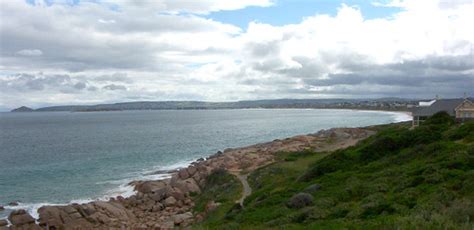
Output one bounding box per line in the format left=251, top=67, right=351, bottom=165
left=4, top=107, right=412, bottom=114
left=0, top=111, right=413, bottom=225
left=2, top=125, right=381, bottom=229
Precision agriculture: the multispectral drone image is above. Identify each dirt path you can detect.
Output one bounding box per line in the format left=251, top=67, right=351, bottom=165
left=230, top=172, right=252, bottom=207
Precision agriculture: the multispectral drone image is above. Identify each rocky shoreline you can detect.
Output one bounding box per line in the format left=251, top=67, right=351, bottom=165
left=1, top=127, right=374, bottom=230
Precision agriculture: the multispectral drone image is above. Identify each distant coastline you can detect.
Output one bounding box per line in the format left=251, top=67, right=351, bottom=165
left=10, top=98, right=418, bottom=113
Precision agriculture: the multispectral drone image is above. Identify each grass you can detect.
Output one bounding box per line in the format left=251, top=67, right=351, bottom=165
left=193, top=112, right=474, bottom=229
left=192, top=168, right=242, bottom=229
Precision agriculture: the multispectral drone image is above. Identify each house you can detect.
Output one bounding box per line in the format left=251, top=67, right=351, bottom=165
left=412, top=98, right=474, bottom=126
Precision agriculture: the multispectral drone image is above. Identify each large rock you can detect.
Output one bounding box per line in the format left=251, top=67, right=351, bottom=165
left=93, top=201, right=135, bottom=222
left=134, top=181, right=168, bottom=194
left=173, top=178, right=201, bottom=194
left=178, top=169, right=190, bottom=180
left=38, top=205, right=91, bottom=228
left=287, top=193, right=314, bottom=209
left=187, top=166, right=197, bottom=176
left=172, top=212, right=193, bottom=225
left=0, top=206, right=4, bottom=211
left=8, top=210, right=35, bottom=225
left=150, top=187, right=168, bottom=202
left=8, top=202, right=18, bottom=206
left=0, top=219, right=8, bottom=227
left=166, top=187, right=185, bottom=201
left=164, top=197, right=177, bottom=207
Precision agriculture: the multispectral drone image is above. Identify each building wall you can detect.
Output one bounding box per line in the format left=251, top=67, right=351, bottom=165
left=455, top=100, right=474, bottom=118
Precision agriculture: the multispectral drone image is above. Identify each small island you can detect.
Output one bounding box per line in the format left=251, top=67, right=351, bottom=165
left=11, top=106, right=34, bottom=112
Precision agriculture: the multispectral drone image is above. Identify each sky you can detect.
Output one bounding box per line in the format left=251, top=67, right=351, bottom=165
left=0, top=0, right=473, bottom=110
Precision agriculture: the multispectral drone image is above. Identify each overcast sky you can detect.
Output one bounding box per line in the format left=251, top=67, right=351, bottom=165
left=1, top=0, right=473, bottom=110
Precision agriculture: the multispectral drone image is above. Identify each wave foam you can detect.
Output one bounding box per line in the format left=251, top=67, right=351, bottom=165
left=391, top=112, right=413, bottom=122
left=0, top=160, right=195, bottom=222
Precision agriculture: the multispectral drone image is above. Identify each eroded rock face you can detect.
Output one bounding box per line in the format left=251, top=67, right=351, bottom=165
left=8, top=209, right=41, bottom=230
left=0, top=219, right=8, bottom=227
left=37, top=200, right=137, bottom=229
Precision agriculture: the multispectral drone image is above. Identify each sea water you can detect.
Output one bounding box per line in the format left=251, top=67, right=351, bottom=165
left=0, top=109, right=411, bottom=218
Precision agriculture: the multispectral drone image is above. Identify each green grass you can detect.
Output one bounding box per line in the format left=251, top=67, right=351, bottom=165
left=193, top=113, right=474, bottom=229
left=192, top=169, right=242, bottom=229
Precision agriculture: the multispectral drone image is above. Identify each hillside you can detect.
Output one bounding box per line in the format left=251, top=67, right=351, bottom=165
left=193, top=113, right=474, bottom=229
left=19, top=98, right=416, bottom=112
left=10, top=106, right=34, bottom=112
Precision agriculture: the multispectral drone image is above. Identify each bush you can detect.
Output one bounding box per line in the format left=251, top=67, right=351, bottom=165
left=358, top=131, right=410, bottom=162
left=287, top=193, right=314, bottom=209
left=423, top=111, right=455, bottom=126
left=446, top=121, right=474, bottom=141
left=300, top=150, right=352, bottom=180
left=410, top=125, right=443, bottom=144
left=359, top=193, right=394, bottom=218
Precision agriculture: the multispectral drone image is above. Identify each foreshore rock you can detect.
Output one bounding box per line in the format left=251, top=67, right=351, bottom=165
left=8, top=209, right=40, bottom=230
left=2, top=127, right=374, bottom=229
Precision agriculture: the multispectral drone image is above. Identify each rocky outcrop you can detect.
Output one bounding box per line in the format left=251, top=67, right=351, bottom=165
left=37, top=200, right=136, bottom=229
left=1, top=127, right=374, bottom=229
left=8, top=209, right=41, bottom=229
left=7, top=202, right=18, bottom=206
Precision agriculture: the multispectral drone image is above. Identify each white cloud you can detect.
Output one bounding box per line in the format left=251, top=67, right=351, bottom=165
left=16, top=49, right=43, bottom=56
left=98, top=19, right=115, bottom=24
left=0, top=0, right=473, bottom=109
left=109, top=0, right=274, bottom=14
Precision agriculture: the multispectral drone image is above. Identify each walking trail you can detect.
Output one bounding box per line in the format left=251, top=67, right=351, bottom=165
left=230, top=172, right=251, bottom=207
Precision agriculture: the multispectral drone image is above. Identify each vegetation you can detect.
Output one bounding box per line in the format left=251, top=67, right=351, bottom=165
left=194, top=112, right=474, bottom=229
left=193, top=169, right=242, bottom=227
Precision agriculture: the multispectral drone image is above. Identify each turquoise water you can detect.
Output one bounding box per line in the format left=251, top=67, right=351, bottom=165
left=0, top=109, right=411, bottom=218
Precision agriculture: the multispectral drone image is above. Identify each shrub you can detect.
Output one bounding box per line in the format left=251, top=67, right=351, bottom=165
left=423, top=111, right=455, bottom=126
left=446, top=121, right=474, bottom=141
left=287, top=193, right=314, bottom=209
left=359, top=193, right=394, bottom=218
left=410, top=125, right=443, bottom=145
left=358, top=128, right=413, bottom=162
left=300, top=150, right=352, bottom=180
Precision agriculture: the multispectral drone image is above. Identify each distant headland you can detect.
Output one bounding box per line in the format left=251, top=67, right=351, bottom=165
left=10, top=106, right=34, bottom=112
left=10, top=98, right=419, bottom=112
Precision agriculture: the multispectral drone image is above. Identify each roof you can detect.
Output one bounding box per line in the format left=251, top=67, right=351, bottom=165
left=412, top=98, right=466, bottom=116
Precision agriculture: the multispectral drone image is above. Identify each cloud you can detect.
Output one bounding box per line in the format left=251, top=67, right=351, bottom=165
left=93, top=73, right=133, bottom=83
left=110, top=0, right=274, bottom=14
left=0, top=0, right=473, bottom=109
left=16, top=49, right=43, bottom=56
left=98, top=19, right=115, bottom=24
left=103, top=84, right=127, bottom=91
left=0, top=73, right=87, bottom=92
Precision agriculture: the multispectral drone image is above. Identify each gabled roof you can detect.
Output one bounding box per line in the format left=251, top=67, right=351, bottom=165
left=455, top=99, right=474, bottom=111
left=412, top=98, right=466, bottom=116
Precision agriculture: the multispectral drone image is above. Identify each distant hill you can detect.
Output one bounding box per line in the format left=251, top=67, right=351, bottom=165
left=11, top=106, right=34, bottom=112
left=15, top=98, right=418, bottom=112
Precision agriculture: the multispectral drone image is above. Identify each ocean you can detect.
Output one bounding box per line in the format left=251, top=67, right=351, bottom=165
left=0, top=109, right=411, bottom=219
